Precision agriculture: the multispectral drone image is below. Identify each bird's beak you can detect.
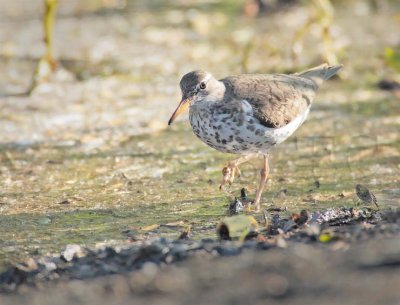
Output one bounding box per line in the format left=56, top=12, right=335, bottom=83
left=168, top=97, right=192, bottom=125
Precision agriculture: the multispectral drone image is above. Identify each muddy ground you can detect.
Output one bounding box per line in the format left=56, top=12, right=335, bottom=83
left=1, top=207, right=400, bottom=305
left=0, top=0, right=399, bottom=304
left=3, top=240, right=400, bottom=305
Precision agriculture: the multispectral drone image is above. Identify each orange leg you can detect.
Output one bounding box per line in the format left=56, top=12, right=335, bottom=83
left=253, top=155, right=269, bottom=212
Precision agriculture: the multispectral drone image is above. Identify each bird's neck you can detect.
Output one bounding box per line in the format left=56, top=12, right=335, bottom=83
left=210, top=80, right=226, bottom=101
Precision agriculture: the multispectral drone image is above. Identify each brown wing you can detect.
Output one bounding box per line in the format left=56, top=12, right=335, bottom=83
left=221, top=74, right=318, bottom=128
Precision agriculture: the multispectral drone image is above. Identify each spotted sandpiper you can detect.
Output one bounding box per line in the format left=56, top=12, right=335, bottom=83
left=168, top=64, right=342, bottom=211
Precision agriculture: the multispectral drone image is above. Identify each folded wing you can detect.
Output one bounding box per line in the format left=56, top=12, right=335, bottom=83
left=221, top=64, right=342, bottom=128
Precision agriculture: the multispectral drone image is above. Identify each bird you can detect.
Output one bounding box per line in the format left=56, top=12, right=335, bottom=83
left=355, top=184, right=379, bottom=209
left=168, top=64, right=342, bottom=211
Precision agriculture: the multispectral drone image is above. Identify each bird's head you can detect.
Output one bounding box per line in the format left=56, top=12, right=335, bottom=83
left=168, top=70, right=224, bottom=125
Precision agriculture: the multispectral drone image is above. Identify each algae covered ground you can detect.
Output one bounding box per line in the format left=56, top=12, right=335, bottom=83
left=0, top=0, right=399, bottom=303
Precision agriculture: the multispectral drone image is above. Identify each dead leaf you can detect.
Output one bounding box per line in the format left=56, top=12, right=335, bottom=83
left=162, top=221, right=187, bottom=228
left=140, top=224, right=160, bottom=231
left=217, top=215, right=259, bottom=240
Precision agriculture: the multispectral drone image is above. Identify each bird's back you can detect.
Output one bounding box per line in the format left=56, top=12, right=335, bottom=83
left=221, top=64, right=342, bottom=128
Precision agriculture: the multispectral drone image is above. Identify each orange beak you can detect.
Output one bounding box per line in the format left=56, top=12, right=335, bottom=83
left=168, top=98, right=192, bottom=125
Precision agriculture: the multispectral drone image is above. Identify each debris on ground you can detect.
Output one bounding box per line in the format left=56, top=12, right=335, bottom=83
left=355, top=184, right=379, bottom=209
left=1, top=207, right=398, bottom=294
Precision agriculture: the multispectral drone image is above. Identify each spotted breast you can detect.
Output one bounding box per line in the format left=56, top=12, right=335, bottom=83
left=189, top=99, right=310, bottom=155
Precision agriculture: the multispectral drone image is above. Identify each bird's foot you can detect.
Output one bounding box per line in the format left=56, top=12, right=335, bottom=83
left=219, top=164, right=241, bottom=190
left=251, top=201, right=261, bottom=213
left=242, top=201, right=261, bottom=213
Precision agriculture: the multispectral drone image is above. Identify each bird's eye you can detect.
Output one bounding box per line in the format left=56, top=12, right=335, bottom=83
left=199, top=82, right=206, bottom=90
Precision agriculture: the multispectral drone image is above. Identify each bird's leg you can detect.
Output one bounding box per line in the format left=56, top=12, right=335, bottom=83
left=27, top=0, right=58, bottom=94
left=43, top=0, right=58, bottom=71
left=220, top=154, right=256, bottom=190
left=253, top=155, right=269, bottom=212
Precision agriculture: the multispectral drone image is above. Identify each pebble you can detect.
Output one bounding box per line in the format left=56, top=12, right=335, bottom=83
left=62, top=244, right=84, bottom=262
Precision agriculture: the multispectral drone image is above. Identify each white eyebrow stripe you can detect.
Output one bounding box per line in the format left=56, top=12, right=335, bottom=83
left=202, top=73, right=212, bottom=84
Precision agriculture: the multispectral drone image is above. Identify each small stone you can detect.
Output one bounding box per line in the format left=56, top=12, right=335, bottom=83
left=355, top=184, right=379, bottom=208
left=282, top=220, right=297, bottom=232
left=213, top=244, right=242, bottom=256
left=277, top=189, right=288, bottom=198
left=229, top=198, right=244, bottom=215
left=297, top=210, right=310, bottom=225
left=240, top=188, right=248, bottom=200
left=76, top=264, right=94, bottom=278
left=62, top=244, right=83, bottom=262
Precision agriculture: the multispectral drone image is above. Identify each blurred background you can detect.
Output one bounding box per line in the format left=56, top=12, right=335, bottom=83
left=1, top=0, right=399, bottom=142
left=0, top=0, right=399, bottom=266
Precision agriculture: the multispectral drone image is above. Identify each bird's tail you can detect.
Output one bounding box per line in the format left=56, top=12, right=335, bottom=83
left=296, top=64, right=343, bottom=86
